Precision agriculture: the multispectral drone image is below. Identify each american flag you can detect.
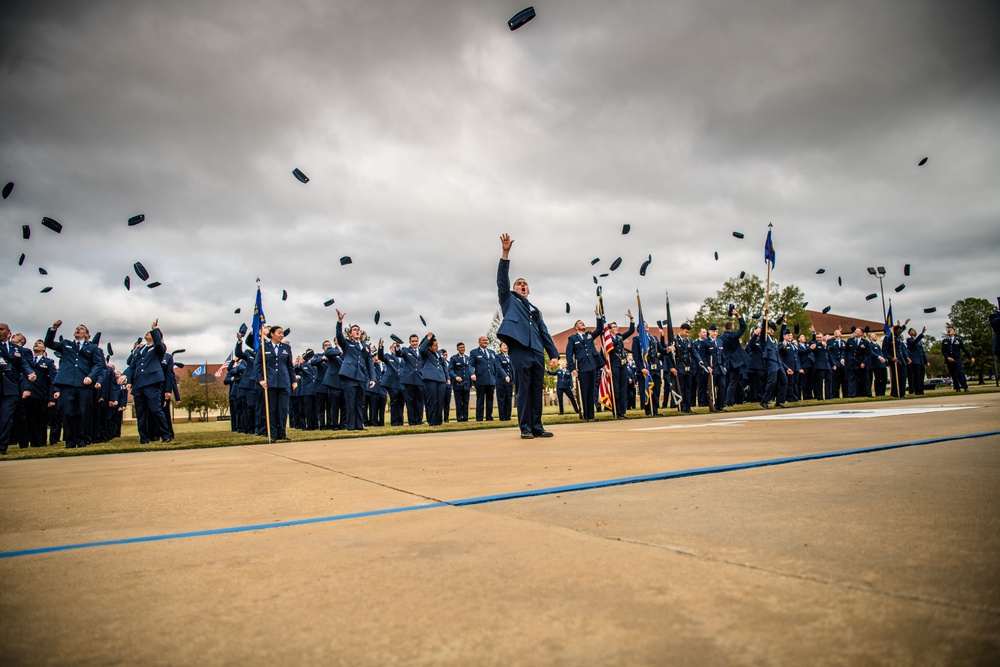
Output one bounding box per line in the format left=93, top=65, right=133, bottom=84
left=598, top=296, right=615, bottom=410
left=214, top=353, right=233, bottom=378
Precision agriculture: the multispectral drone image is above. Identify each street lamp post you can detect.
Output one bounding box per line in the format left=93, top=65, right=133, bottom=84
left=867, top=266, right=888, bottom=324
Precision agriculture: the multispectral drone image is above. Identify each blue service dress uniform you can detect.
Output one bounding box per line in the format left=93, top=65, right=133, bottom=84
left=565, top=321, right=604, bottom=419
left=253, top=336, right=296, bottom=439
left=448, top=351, right=472, bottom=422
left=496, top=258, right=560, bottom=437
left=335, top=323, right=376, bottom=431
left=418, top=336, right=448, bottom=426
left=905, top=332, right=928, bottom=395
left=124, top=329, right=171, bottom=444
left=43, top=329, right=101, bottom=449
left=469, top=345, right=498, bottom=421
left=941, top=334, right=974, bottom=391
left=719, top=317, right=749, bottom=407
left=395, top=342, right=424, bottom=425
left=494, top=350, right=514, bottom=421
left=378, top=345, right=405, bottom=426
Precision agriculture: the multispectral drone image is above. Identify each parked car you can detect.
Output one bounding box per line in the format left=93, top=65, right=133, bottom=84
left=924, top=377, right=953, bottom=390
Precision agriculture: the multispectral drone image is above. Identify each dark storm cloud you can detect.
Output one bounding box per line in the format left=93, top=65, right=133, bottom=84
left=2, top=0, right=998, bottom=360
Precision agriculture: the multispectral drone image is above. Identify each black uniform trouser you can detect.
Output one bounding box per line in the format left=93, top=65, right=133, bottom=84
left=368, top=393, right=386, bottom=426
left=423, top=380, right=445, bottom=426
left=23, top=397, right=49, bottom=447
left=453, top=388, right=470, bottom=421
left=847, top=367, right=869, bottom=398
left=388, top=388, right=405, bottom=426
left=510, top=345, right=546, bottom=435
left=404, top=384, right=424, bottom=425
left=908, top=364, right=925, bottom=395
left=814, top=369, right=832, bottom=400
left=341, top=378, right=365, bottom=431
left=496, top=381, right=513, bottom=421
left=327, top=387, right=344, bottom=429
left=556, top=387, right=578, bottom=415
left=678, top=372, right=694, bottom=412
left=0, top=394, right=18, bottom=453
left=889, top=363, right=906, bottom=397
left=314, top=390, right=328, bottom=429
left=475, top=385, right=495, bottom=421
left=576, top=370, right=596, bottom=419
left=763, top=368, right=787, bottom=405
left=134, top=384, right=168, bottom=443
left=873, top=367, right=888, bottom=396
left=263, top=386, right=289, bottom=439
left=612, top=364, right=628, bottom=416
left=724, top=367, right=744, bottom=407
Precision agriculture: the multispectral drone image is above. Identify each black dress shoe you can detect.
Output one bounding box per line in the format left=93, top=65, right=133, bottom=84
left=533, top=430, right=554, bottom=438
left=775, top=403, right=787, bottom=409
left=760, top=402, right=770, bottom=409
left=520, top=433, right=534, bottom=439
left=161, top=437, right=173, bottom=443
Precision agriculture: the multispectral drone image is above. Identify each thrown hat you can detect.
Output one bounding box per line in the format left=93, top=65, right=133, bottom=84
left=904, top=263, right=910, bottom=276
left=863, top=326, right=870, bottom=334
left=591, top=257, right=600, bottom=265
left=40, top=286, right=52, bottom=293
left=41, top=217, right=62, bottom=233
left=419, top=315, right=426, bottom=326
left=107, top=343, right=114, bottom=357
left=390, top=334, right=404, bottom=345
left=18, top=253, right=25, bottom=266
left=816, top=268, right=826, bottom=274
left=838, top=276, right=843, bottom=286
left=732, top=231, right=744, bottom=239
left=292, top=168, right=309, bottom=183
left=282, top=290, right=288, bottom=301
left=171, top=349, right=186, bottom=355
left=1, top=182, right=12, bottom=199
left=38, top=267, right=47, bottom=275
left=565, top=303, right=570, bottom=313
left=323, top=298, right=335, bottom=307
left=283, top=328, right=291, bottom=336
left=508, top=6, right=536, bottom=30
left=384, top=321, right=391, bottom=326
left=128, top=214, right=145, bottom=227
left=865, top=293, right=877, bottom=301
left=599, top=273, right=609, bottom=278
left=621, top=223, right=630, bottom=234
left=822, top=306, right=831, bottom=314
left=339, top=256, right=352, bottom=265
left=609, top=257, right=622, bottom=271
left=714, top=251, right=719, bottom=260
left=850, top=325, right=857, bottom=333
left=147, top=281, right=161, bottom=288
left=124, top=276, right=131, bottom=290
left=22, top=225, right=29, bottom=239
left=238, top=323, right=248, bottom=335
left=234, top=307, right=241, bottom=314
left=92, top=332, right=102, bottom=345
left=739, top=271, right=746, bottom=279
left=751, top=313, right=762, bottom=319
left=802, top=302, right=808, bottom=309
left=923, top=307, right=936, bottom=314
left=918, top=157, right=928, bottom=166
left=640, top=255, right=652, bottom=276
left=894, top=284, right=905, bottom=292
left=374, top=310, right=380, bottom=324
left=134, top=262, right=149, bottom=281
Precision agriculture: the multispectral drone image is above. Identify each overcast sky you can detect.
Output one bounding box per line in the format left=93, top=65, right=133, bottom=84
left=3, top=0, right=999, bottom=364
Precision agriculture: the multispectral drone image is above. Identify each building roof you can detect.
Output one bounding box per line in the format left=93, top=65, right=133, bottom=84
left=804, top=309, right=886, bottom=336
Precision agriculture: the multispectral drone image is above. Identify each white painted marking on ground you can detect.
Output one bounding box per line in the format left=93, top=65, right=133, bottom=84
left=633, top=404, right=981, bottom=430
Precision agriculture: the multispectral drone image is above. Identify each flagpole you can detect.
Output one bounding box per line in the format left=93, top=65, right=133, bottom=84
left=257, top=281, right=273, bottom=443
left=764, top=224, right=773, bottom=325
left=204, top=360, right=210, bottom=418
left=599, top=294, right=617, bottom=418
left=888, top=299, right=899, bottom=396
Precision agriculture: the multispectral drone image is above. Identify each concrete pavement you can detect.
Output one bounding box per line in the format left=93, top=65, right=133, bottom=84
left=2, top=392, right=999, bottom=666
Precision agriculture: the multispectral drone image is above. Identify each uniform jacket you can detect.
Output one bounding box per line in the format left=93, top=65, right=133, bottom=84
left=43, top=329, right=101, bottom=387
left=124, top=329, right=166, bottom=391
left=253, top=339, right=296, bottom=389
left=496, top=258, right=559, bottom=360
left=718, top=317, right=750, bottom=369
left=469, top=347, right=497, bottom=387
left=336, top=322, right=376, bottom=384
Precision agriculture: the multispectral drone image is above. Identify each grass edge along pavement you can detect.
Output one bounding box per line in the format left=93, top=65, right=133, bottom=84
left=3, top=386, right=999, bottom=461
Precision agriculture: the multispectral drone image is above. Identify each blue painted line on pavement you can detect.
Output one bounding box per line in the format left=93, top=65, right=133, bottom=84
left=2, top=430, right=997, bottom=559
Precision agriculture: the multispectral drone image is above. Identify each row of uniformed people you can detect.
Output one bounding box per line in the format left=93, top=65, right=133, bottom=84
left=565, top=311, right=939, bottom=417
left=224, top=320, right=518, bottom=438
left=1, top=320, right=184, bottom=453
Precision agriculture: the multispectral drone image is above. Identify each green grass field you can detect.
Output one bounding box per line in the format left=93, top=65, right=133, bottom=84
left=3, top=386, right=997, bottom=460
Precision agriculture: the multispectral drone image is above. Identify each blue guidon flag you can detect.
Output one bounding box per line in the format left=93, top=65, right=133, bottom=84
left=191, top=364, right=207, bottom=377
left=764, top=228, right=776, bottom=269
